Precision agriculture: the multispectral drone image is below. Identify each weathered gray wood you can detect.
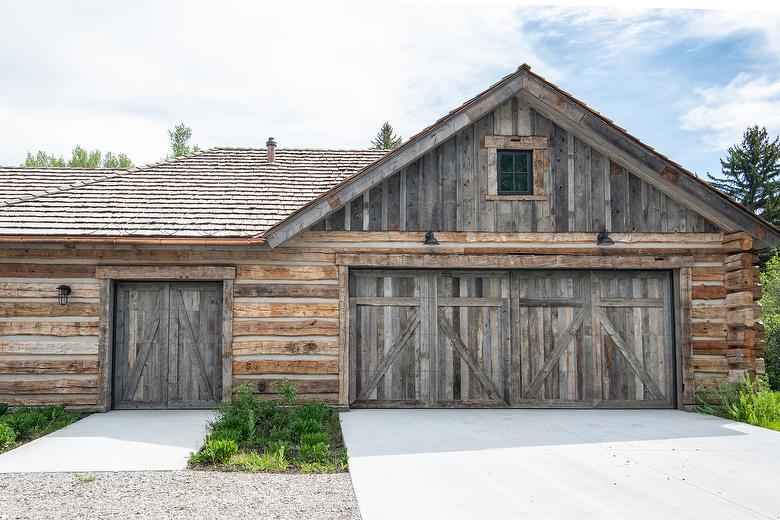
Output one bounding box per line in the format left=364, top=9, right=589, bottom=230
left=96, top=266, right=235, bottom=280
left=113, top=281, right=223, bottom=409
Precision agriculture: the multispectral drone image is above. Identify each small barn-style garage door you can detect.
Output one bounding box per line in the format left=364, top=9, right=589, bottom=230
left=113, top=282, right=223, bottom=409
left=349, top=269, right=675, bottom=409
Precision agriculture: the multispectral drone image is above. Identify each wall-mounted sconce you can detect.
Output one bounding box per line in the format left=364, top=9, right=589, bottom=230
left=57, top=285, right=71, bottom=305
left=596, top=231, right=614, bottom=246
left=423, top=230, right=439, bottom=245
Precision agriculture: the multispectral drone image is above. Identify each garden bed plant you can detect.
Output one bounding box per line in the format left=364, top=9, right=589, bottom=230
left=189, top=381, right=348, bottom=473
left=697, top=374, right=780, bottom=432
left=0, top=403, right=80, bottom=453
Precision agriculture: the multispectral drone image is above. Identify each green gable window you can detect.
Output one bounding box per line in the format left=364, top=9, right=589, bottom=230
left=497, top=150, right=532, bottom=195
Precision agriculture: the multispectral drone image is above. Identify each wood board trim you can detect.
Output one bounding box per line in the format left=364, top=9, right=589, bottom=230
left=335, top=253, right=695, bottom=269
left=96, top=266, right=236, bottom=280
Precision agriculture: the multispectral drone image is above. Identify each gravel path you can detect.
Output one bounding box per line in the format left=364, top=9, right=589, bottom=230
left=0, top=471, right=361, bottom=520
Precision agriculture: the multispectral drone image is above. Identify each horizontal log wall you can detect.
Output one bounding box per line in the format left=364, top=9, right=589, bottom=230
left=0, top=247, right=342, bottom=408
left=0, top=232, right=759, bottom=409
left=232, top=259, right=340, bottom=404
left=0, top=264, right=99, bottom=408
left=311, top=99, right=719, bottom=235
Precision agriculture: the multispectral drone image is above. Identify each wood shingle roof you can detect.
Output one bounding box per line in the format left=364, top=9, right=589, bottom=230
left=0, top=148, right=386, bottom=238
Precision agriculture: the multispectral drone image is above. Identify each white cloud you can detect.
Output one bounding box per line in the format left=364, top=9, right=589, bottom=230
left=680, top=73, right=780, bottom=149
left=0, top=0, right=555, bottom=166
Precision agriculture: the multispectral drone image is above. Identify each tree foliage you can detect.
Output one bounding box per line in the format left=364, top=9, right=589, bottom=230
left=23, top=146, right=133, bottom=168
left=761, top=255, right=780, bottom=390
left=370, top=122, right=402, bottom=150
left=708, top=125, right=780, bottom=223
left=167, top=123, right=200, bottom=158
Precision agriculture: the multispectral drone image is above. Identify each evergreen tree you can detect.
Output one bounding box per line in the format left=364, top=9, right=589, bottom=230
left=371, top=122, right=402, bottom=150
left=708, top=125, right=780, bottom=223
left=23, top=146, right=133, bottom=168
left=167, top=123, right=200, bottom=158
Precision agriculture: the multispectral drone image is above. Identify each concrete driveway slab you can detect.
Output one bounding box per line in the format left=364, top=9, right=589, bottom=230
left=340, top=409, right=780, bottom=520
left=0, top=410, right=214, bottom=473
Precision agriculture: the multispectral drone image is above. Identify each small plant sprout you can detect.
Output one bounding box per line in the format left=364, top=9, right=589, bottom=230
left=270, top=379, right=299, bottom=405
left=74, top=474, right=95, bottom=484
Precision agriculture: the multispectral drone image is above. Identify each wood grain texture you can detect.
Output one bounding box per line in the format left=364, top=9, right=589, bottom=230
left=232, top=318, right=338, bottom=337
left=233, top=359, right=338, bottom=375
left=0, top=302, right=99, bottom=318
left=236, top=265, right=337, bottom=281
left=233, top=302, right=339, bottom=318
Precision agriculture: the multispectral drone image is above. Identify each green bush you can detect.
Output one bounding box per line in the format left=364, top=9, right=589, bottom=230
left=270, top=379, right=299, bottom=405
left=190, top=381, right=347, bottom=472
left=764, top=318, right=780, bottom=391
left=230, top=446, right=288, bottom=472
left=698, top=375, right=780, bottom=431
left=199, top=438, right=239, bottom=465
left=0, top=405, right=78, bottom=440
left=293, top=403, right=330, bottom=423
left=0, top=422, right=16, bottom=450
left=760, top=255, right=780, bottom=390
left=291, top=418, right=322, bottom=440
left=297, top=442, right=330, bottom=464
left=299, top=432, right=329, bottom=447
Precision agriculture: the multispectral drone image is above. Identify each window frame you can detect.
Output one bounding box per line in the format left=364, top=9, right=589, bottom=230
left=496, top=149, right=533, bottom=196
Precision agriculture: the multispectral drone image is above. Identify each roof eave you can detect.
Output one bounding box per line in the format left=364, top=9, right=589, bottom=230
left=0, top=235, right=267, bottom=247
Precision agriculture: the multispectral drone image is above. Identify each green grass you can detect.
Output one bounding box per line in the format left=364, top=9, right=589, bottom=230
left=0, top=405, right=80, bottom=453
left=189, top=382, right=348, bottom=473
left=697, top=375, right=780, bottom=432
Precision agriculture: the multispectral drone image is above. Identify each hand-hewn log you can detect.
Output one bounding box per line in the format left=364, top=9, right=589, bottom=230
left=235, top=265, right=337, bottom=281
left=232, top=339, right=339, bottom=356
left=691, top=285, right=727, bottom=300
left=232, top=359, right=339, bottom=375
left=232, top=318, right=338, bottom=337
left=725, top=269, right=753, bottom=291
left=232, top=302, right=339, bottom=318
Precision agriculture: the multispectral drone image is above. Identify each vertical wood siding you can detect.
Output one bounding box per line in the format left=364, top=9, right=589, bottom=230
left=312, top=100, right=718, bottom=234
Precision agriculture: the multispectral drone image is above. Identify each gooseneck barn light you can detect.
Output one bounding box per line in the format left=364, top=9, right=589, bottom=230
left=57, top=285, right=72, bottom=305
left=596, top=231, right=614, bottom=246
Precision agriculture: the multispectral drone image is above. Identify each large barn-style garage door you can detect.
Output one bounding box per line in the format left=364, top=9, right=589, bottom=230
left=113, top=282, right=223, bottom=409
left=349, top=269, right=675, bottom=409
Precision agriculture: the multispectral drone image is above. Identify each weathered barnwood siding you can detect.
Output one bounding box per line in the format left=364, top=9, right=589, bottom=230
left=0, top=263, right=100, bottom=408
left=0, top=247, right=341, bottom=408
left=0, top=230, right=762, bottom=410
left=311, top=100, right=718, bottom=234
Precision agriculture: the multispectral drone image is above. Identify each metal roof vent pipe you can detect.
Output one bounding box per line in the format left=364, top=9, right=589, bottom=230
left=266, top=137, right=277, bottom=164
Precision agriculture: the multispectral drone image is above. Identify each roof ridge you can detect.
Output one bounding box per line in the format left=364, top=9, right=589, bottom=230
left=209, top=146, right=386, bottom=152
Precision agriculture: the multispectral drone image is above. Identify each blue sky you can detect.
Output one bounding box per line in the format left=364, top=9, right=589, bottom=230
left=1, top=1, right=779, bottom=178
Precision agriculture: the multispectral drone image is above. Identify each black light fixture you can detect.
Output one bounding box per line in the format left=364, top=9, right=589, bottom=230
left=56, top=285, right=71, bottom=305
left=596, top=231, right=614, bottom=246
left=423, top=230, right=439, bottom=245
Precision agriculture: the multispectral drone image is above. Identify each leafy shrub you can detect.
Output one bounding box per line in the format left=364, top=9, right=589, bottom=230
left=291, top=418, right=322, bottom=440
left=299, top=432, right=329, bottom=447
left=265, top=439, right=292, bottom=455
left=0, top=403, right=7, bottom=417
left=271, top=379, right=299, bottom=405
left=760, top=256, right=780, bottom=390
left=0, top=422, right=16, bottom=450
left=698, top=374, right=780, bottom=431
left=293, top=403, right=330, bottom=423
left=189, top=380, right=347, bottom=472
left=297, top=442, right=330, bottom=464
left=230, top=446, right=288, bottom=472
left=0, top=405, right=78, bottom=440
left=199, top=438, right=239, bottom=465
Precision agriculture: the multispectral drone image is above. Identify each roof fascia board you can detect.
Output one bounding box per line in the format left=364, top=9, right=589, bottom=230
left=518, top=76, right=780, bottom=248
left=262, top=73, right=528, bottom=247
